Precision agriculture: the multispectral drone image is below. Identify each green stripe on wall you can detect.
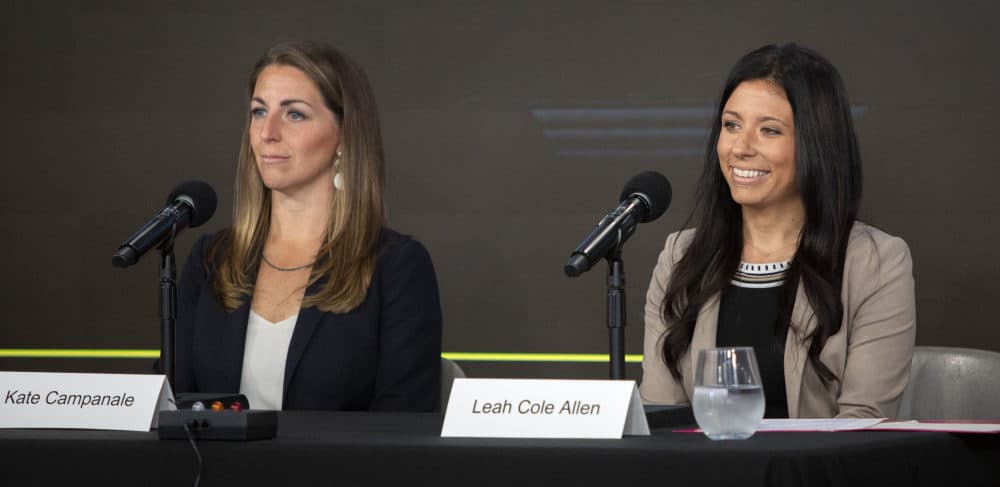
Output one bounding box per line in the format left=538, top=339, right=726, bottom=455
left=0, top=349, right=643, bottom=363
left=443, top=353, right=643, bottom=363
left=0, top=349, right=161, bottom=359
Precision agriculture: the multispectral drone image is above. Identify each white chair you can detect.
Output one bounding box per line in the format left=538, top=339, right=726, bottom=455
left=440, top=358, right=467, bottom=411
left=897, top=346, right=1000, bottom=420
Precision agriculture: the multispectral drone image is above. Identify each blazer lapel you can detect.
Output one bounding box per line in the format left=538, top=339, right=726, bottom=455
left=685, top=294, right=721, bottom=397
left=784, top=282, right=814, bottom=418
left=218, top=301, right=251, bottom=393
left=283, top=304, right=323, bottom=400
left=219, top=260, right=256, bottom=394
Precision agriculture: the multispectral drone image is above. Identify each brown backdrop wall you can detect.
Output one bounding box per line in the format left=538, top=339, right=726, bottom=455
left=2, top=0, right=997, bottom=381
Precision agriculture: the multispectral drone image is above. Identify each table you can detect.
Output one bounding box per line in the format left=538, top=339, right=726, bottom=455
left=2, top=412, right=998, bottom=486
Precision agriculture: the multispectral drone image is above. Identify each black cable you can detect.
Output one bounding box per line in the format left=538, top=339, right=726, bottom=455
left=182, top=422, right=203, bottom=487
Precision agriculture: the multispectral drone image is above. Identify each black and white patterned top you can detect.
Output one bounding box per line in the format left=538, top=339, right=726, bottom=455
left=718, top=259, right=793, bottom=418
left=730, top=260, right=792, bottom=288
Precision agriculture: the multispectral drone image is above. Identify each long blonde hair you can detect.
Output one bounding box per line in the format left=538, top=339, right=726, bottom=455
left=211, top=40, right=386, bottom=313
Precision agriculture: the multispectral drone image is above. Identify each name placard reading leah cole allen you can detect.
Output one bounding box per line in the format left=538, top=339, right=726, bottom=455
left=0, top=371, right=175, bottom=432
left=441, top=378, right=649, bottom=439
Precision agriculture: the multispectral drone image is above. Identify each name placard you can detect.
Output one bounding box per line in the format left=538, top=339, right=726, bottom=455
left=441, top=378, right=650, bottom=439
left=0, top=371, right=175, bottom=432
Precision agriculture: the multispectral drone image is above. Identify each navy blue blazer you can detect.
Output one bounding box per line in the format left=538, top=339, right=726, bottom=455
left=174, top=229, right=443, bottom=412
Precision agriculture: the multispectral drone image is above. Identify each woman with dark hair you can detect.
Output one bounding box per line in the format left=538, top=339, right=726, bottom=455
left=639, top=43, right=915, bottom=418
left=174, top=41, right=442, bottom=412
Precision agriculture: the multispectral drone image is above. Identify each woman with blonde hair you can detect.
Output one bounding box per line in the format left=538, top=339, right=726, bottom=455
left=174, top=41, right=442, bottom=412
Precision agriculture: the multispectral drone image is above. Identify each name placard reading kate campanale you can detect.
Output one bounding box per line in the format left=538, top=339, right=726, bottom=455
left=0, top=371, right=176, bottom=432
left=441, top=379, right=650, bottom=439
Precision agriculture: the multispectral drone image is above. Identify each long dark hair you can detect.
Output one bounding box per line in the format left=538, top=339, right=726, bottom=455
left=660, top=43, right=862, bottom=388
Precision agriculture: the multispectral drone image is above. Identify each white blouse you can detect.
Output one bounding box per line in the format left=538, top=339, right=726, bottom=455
left=239, top=310, right=298, bottom=410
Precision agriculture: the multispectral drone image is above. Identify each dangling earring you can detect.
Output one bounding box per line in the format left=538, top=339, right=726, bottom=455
left=333, top=150, right=344, bottom=190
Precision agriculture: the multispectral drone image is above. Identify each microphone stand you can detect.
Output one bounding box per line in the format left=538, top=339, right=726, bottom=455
left=158, top=226, right=178, bottom=389
left=606, top=237, right=626, bottom=380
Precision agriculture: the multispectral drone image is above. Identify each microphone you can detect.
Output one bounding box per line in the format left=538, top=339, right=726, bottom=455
left=564, top=171, right=671, bottom=277
left=112, top=181, right=218, bottom=268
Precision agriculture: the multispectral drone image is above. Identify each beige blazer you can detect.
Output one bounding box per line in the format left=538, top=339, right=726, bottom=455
left=639, top=222, right=916, bottom=418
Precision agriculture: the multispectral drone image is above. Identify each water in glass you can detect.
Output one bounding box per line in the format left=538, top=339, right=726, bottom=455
left=692, top=385, right=765, bottom=440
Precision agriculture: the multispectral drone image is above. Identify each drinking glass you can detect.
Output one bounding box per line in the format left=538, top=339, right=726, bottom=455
left=692, top=347, right=765, bottom=440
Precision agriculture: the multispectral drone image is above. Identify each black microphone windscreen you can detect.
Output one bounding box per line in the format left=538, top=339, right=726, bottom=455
left=620, top=171, right=671, bottom=223
left=167, top=180, right=218, bottom=228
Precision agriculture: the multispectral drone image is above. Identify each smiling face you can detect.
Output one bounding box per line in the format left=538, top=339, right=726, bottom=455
left=717, top=79, right=799, bottom=212
left=249, top=64, right=341, bottom=195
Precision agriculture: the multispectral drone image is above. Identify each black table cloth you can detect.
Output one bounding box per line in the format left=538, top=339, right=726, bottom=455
left=2, top=411, right=997, bottom=486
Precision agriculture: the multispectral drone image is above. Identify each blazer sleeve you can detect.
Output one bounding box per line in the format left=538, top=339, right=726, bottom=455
left=835, top=234, right=916, bottom=418
left=369, top=237, right=443, bottom=412
left=640, top=231, right=690, bottom=405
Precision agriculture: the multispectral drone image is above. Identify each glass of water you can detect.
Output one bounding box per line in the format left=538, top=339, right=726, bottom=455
left=692, top=347, right=765, bottom=440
